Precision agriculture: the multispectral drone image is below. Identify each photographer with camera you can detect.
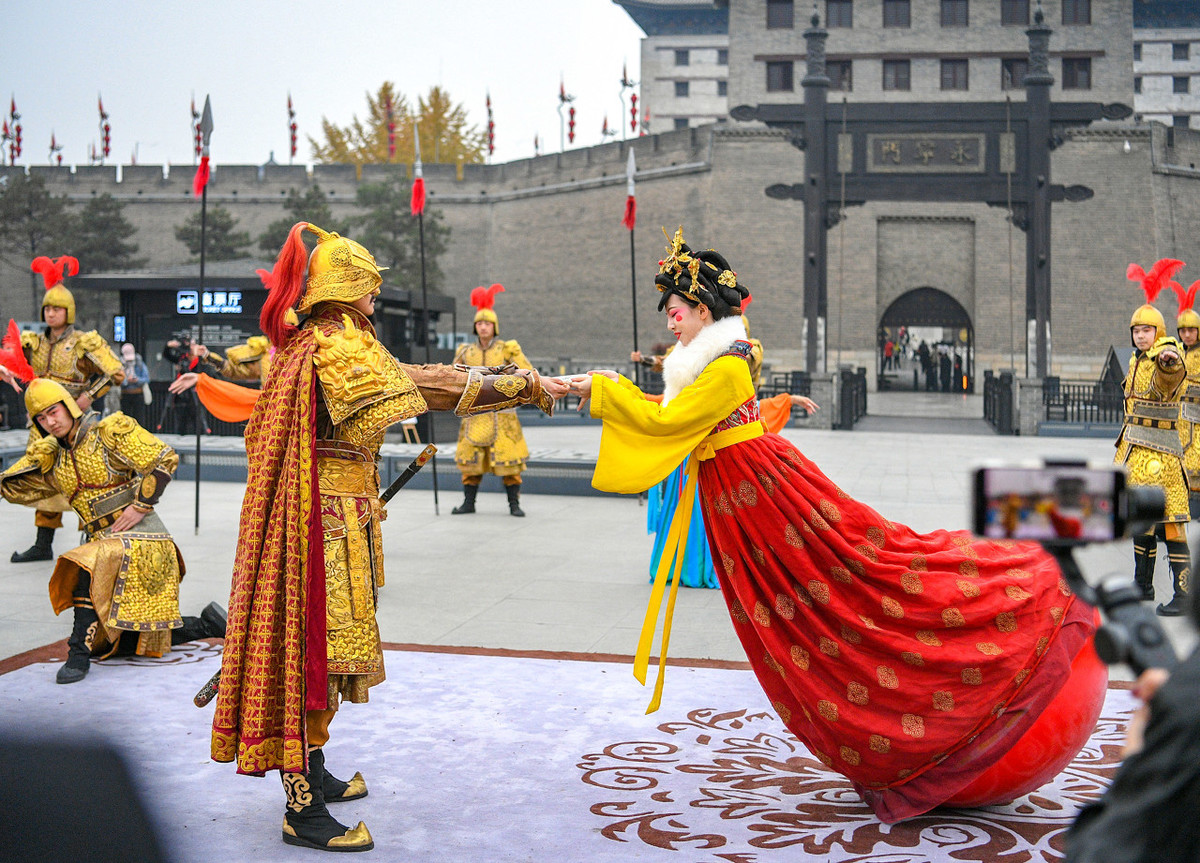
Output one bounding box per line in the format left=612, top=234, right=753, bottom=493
left=160, top=332, right=210, bottom=435
left=1064, top=644, right=1200, bottom=862
left=1118, top=260, right=1191, bottom=617
left=977, top=460, right=1198, bottom=861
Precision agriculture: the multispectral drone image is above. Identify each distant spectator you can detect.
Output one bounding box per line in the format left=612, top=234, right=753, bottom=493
left=119, top=344, right=150, bottom=425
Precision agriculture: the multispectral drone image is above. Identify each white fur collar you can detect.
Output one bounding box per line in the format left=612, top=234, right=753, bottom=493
left=660, top=315, right=747, bottom=406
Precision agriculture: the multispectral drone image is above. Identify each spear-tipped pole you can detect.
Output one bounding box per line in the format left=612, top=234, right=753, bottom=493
left=193, top=95, right=213, bottom=533
left=410, top=117, right=440, bottom=513
left=622, top=147, right=640, bottom=386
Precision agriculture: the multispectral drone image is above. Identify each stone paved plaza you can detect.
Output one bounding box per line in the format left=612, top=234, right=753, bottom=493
left=0, top=402, right=1194, bottom=679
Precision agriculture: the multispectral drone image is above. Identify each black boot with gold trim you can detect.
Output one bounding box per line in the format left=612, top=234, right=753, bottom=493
left=1156, top=540, right=1190, bottom=617
left=281, top=747, right=373, bottom=852
left=323, top=760, right=369, bottom=804
left=57, top=604, right=98, bottom=684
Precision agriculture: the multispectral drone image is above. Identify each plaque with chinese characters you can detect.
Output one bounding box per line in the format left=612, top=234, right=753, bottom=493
left=866, top=133, right=987, bottom=173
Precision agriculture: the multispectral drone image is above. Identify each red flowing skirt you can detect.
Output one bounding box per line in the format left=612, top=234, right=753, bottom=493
left=697, top=432, right=1099, bottom=822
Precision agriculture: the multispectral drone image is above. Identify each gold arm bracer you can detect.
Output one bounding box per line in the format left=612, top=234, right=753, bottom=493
left=454, top=368, right=554, bottom=418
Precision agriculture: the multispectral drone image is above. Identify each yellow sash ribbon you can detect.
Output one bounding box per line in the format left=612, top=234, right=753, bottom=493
left=634, top=420, right=767, bottom=713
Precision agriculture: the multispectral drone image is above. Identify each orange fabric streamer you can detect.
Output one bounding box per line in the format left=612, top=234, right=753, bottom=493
left=758, top=392, right=794, bottom=434
left=195, top=375, right=259, bottom=423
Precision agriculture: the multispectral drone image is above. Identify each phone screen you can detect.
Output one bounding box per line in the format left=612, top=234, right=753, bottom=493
left=974, top=466, right=1120, bottom=542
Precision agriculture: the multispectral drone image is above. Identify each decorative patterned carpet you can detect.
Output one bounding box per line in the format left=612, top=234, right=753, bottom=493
left=0, top=642, right=1133, bottom=862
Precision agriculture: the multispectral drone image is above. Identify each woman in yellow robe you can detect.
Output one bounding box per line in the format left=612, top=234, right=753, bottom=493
left=568, top=229, right=1102, bottom=823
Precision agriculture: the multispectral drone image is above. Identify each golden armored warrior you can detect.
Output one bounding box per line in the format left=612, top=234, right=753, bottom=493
left=0, top=379, right=224, bottom=684
left=196, top=334, right=273, bottom=383
left=1118, top=259, right=1190, bottom=617
left=451, top=283, right=536, bottom=516
left=210, top=223, right=566, bottom=853
left=0, top=255, right=124, bottom=563
left=1172, top=277, right=1200, bottom=502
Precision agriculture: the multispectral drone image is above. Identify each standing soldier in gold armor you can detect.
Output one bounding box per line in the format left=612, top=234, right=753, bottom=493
left=451, top=283, right=537, bottom=517
left=1172, top=277, right=1200, bottom=513
left=0, top=255, right=124, bottom=563
left=210, top=224, right=565, bottom=853
left=0, top=379, right=225, bottom=683
left=1118, top=259, right=1190, bottom=617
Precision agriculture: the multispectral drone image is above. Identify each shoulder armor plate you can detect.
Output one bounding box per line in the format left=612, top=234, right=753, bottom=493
left=313, top=314, right=419, bottom=425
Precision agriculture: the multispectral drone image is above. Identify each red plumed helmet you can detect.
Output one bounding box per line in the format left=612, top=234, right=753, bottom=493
left=1173, top=278, right=1200, bottom=331
left=30, top=255, right=79, bottom=289
left=470, top=283, right=505, bottom=333
left=1127, top=258, right=1185, bottom=341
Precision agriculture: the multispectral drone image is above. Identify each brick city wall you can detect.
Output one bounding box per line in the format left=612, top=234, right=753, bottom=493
left=2, top=120, right=1199, bottom=381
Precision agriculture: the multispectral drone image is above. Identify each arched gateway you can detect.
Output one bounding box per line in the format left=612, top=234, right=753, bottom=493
left=878, top=288, right=973, bottom=393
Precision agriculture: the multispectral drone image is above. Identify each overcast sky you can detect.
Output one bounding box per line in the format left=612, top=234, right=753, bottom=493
left=4, top=0, right=646, bottom=169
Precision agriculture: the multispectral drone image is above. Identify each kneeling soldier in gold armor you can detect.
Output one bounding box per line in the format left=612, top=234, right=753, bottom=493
left=1118, top=259, right=1191, bottom=616
left=0, top=379, right=225, bottom=683
left=1, top=255, right=125, bottom=563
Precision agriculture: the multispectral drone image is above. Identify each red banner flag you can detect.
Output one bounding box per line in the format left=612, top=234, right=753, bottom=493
left=410, top=118, right=426, bottom=216
left=193, top=96, right=213, bottom=197
left=622, top=148, right=637, bottom=230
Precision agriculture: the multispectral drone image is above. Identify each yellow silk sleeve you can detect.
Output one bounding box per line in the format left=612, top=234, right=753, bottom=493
left=589, top=356, right=755, bottom=494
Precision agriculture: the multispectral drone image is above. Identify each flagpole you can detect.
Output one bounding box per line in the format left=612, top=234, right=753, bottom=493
left=195, top=181, right=206, bottom=533
left=417, top=211, right=439, bottom=514
left=411, top=119, right=440, bottom=514
left=192, top=95, right=213, bottom=534
left=622, top=147, right=639, bottom=386
left=629, top=230, right=639, bottom=388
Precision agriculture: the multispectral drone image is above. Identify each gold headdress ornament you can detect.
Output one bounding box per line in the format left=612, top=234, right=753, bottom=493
left=24, top=378, right=81, bottom=423
left=656, top=226, right=742, bottom=310
left=297, top=223, right=388, bottom=312
left=657, top=227, right=701, bottom=301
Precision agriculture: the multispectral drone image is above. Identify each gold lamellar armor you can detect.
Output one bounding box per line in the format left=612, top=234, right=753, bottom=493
left=74, top=331, right=125, bottom=390
left=1117, top=345, right=1190, bottom=522
left=210, top=335, right=272, bottom=382
left=298, top=224, right=387, bottom=312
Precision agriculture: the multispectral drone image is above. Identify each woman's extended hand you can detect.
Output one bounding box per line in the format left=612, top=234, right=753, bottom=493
left=168, top=372, right=200, bottom=394
left=791, top=395, right=820, bottom=415
left=568, top=370, right=618, bottom=412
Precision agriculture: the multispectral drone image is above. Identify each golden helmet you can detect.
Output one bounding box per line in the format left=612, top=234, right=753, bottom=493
left=25, top=378, right=81, bottom=424
left=1175, top=277, right=1200, bottom=333
left=1127, top=258, right=1185, bottom=346
left=297, top=224, right=386, bottom=313
left=1130, top=304, right=1167, bottom=343
left=470, top=284, right=504, bottom=335
left=31, top=255, right=80, bottom=325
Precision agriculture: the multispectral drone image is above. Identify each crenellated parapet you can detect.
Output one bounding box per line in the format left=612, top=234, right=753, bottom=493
left=0, top=123, right=737, bottom=204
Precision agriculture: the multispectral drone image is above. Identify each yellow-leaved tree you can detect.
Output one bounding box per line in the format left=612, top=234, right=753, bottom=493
left=310, top=83, right=486, bottom=166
